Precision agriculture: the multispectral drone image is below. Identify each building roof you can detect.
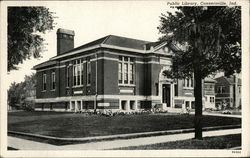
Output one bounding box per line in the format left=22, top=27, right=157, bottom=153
left=204, top=77, right=217, bottom=83
left=34, top=34, right=181, bottom=70
left=63, top=35, right=152, bottom=54
left=32, top=60, right=57, bottom=70
left=215, top=76, right=241, bottom=86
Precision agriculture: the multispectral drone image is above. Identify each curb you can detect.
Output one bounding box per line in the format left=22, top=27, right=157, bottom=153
left=8, top=124, right=241, bottom=144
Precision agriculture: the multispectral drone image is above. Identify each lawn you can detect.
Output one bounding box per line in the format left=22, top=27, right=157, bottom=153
left=113, top=134, right=241, bottom=150
left=8, top=111, right=241, bottom=138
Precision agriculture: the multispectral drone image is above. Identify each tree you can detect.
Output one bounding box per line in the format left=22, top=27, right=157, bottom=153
left=158, top=6, right=241, bottom=139
left=8, top=73, right=36, bottom=109
left=8, top=82, right=24, bottom=109
left=8, top=7, right=55, bottom=71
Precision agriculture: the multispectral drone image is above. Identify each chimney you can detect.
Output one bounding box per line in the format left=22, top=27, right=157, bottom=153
left=57, top=28, right=75, bottom=55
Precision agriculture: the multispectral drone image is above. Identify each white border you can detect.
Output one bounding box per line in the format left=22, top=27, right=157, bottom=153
left=1, top=0, right=249, bottom=157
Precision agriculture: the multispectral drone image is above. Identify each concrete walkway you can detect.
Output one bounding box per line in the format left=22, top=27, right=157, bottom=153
left=8, top=128, right=241, bottom=150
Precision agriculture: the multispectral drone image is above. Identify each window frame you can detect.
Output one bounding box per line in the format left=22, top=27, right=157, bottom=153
left=87, top=59, right=91, bottom=85
left=118, top=56, right=135, bottom=86
left=73, top=59, right=83, bottom=87
left=51, top=71, right=56, bottom=90
left=210, top=96, right=215, bottom=103
left=42, top=73, right=47, bottom=91
left=183, top=77, right=194, bottom=89
left=66, top=66, right=70, bottom=88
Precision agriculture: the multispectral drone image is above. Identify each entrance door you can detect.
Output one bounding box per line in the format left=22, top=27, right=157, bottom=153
left=162, top=84, right=171, bottom=107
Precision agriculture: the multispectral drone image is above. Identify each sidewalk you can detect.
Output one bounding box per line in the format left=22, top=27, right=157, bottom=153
left=8, top=128, right=241, bottom=150
left=190, top=112, right=241, bottom=118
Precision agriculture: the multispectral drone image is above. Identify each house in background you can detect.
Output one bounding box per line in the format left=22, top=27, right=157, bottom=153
left=203, top=78, right=217, bottom=109
left=33, top=28, right=217, bottom=112
left=215, top=75, right=241, bottom=109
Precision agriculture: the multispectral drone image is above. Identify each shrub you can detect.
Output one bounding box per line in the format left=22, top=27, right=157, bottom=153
left=22, top=101, right=35, bottom=111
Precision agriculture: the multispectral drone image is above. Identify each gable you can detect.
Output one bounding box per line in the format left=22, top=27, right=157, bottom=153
left=215, top=77, right=231, bottom=86
left=153, top=45, right=174, bottom=55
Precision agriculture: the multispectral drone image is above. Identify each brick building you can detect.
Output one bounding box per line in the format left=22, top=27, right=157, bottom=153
left=33, top=28, right=216, bottom=112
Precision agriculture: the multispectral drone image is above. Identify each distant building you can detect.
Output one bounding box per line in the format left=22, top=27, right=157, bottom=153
left=33, top=28, right=217, bottom=112
left=203, top=78, right=217, bottom=109
left=215, top=75, right=241, bottom=109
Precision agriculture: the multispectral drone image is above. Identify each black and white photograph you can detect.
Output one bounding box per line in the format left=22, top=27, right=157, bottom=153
left=0, top=0, right=249, bottom=157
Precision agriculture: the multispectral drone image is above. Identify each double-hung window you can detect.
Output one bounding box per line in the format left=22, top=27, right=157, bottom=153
left=129, top=61, right=134, bottom=84
left=124, top=63, right=128, bottom=84
left=66, top=66, right=70, bottom=87
left=51, top=71, right=55, bottom=90
left=73, top=59, right=83, bottom=87
left=81, top=61, right=84, bottom=85
left=217, top=86, right=225, bottom=93
left=43, top=73, right=47, bottom=91
left=73, top=62, right=77, bottom=86
left=118, top=62, right=122, bottom=84
left=77, top=63, right=81, bottom=85
left=118, top=56, right=135, bottom=85
left=183, top=76, right=194, bottom=88
left=87, top=59, right=91, bottom=85
left=210, top=97, right=214, bottom=103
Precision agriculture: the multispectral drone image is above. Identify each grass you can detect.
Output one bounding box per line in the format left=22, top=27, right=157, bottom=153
left=113, top=134, right=241, bottom=150
left=8, top=111, right=241, bottom=138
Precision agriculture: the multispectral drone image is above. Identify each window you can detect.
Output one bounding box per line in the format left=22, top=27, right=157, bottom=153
left=77, top=64, right=81, bottom=85
left=81, top=61, right=84, bottom=85
left=51, top=71, right=55, bottom=90
left=210, top=97, right=214, bottom=103
left=174, top=84, right=178, bottom=96
left=190, top=78, right=193, bottom=87
left=118, top=56, right=135, bottom=85
left=66, top=66, right=70, bottom=87
left=73, top=60, right=83, bottom=86
left=183, top=77, right=193, bottom=88
left=156, top=83, right=159, bottom=96
left=73, top=63, right=77, bottom=86
left=124, top=63, right=128, bottom=84
left=118, top=62, right=122, bottom=83
left=129, top=63, right=134, bottom=84
left=130, top=101, right=136, bottom=110
left=43, top=73, right=47, bottom=91
left=87, top=59, right=91, bottom=85
left=121, top=100, right=127, bottom=110
left=217, top=86, right=225, bottom=93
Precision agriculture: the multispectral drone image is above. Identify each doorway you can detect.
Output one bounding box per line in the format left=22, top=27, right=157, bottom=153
left=162, top=84, right=171, bottom=107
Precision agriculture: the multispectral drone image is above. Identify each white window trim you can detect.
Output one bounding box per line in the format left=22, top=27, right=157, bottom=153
left=210, top=96, right=215, bottom=103
left=183, top=78, right=194, bottom=89
left=73, top=60, right=84, bottom=87
left=118, top=56, right=135, bottom=86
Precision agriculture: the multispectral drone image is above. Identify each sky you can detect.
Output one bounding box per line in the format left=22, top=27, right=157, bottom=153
left=7, top=1, right=174, bottom=88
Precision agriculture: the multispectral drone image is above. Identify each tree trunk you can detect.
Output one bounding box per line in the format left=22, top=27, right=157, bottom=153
left=194, top=70, right=203, bottom=139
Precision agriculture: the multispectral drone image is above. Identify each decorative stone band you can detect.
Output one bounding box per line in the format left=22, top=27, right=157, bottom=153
left=35, top=95, right=162, bottom=103
left=97, top=103, right=110, bottom=107
left=73, top=91, right=83, bottom=94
